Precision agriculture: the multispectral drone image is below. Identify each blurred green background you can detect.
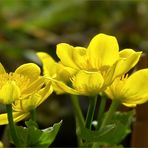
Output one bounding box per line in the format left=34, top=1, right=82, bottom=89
left=0, top=0, right=148, bottom=147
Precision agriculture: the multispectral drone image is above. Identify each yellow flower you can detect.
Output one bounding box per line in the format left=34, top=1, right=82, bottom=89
left=55, top=33, right=141, bottom=95
left=38, top=33, right=141, bottom=96
left=105, top=69, right=148, bottom=107
left=0, top=81, right=53, bottom=125
left=0, top=62, right=53, bottom=125
left=0, top=63, right=44, bottom=104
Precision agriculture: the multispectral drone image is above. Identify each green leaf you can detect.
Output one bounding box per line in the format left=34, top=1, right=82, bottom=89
left=79, top=124, right=115, bottom=144
left=79, top=110, right=134, bottom=145
left=38, top=120, right=62, bottom=146
left=107, top=110, right=135, bottom=144
left=79, top=124, right=115, bottom=147
left=16, top=120, right=62, bottom=147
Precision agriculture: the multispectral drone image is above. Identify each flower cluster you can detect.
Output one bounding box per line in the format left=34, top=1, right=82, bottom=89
left=37, top=33, right=147, bottom=107
left=36, top=33, right=148, bottom=147
left=0, top=33, right=148, bottom=147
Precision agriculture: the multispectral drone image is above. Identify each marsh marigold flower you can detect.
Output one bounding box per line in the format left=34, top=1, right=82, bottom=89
left=105, top=69, right=148, bottom=107
left=0, top=63, right=53, bottom=124
left=38, top=33, right=142, bottom=95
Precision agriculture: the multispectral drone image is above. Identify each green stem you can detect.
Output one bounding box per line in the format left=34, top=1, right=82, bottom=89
left=85, top=96, right=97, bottom=129
left=96, top=94, right=107, bottom=130
left=70, top=95, right=85, bottom=128
left=100, top=100, right=120, bottom=130
left=30, top=109, right=37, bottom=122
left=70, top=95, right=85, bottom=146
left=6, top=104, right=20, bottom=147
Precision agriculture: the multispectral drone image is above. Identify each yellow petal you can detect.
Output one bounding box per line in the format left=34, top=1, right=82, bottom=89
left=72, top=70, right=104, bottom=95
left=14, top=112, right=29, bottom=122
left=119, top=48, right=136, bottom=58
left=15, top=63, right=41, bottom=81
left=34, top=82, right=53, bottom=107
left=122, top=102, right=136, bottom=107
left=37, top=52, right=58, bottom=77
left=0, top=112, right=29, bottom=125
left=56, top=43, right=79, bottom=69
left=50, top=78, right=78, bottom=95
left=103, top=62, right=118, bottom=87
left=21, top=94, right=42, bottom=111
left=12, top=100, right=22, bottom=112
left=0, top=81, right=20, bottom=104
left=0, top=63, right=6, bottom=74
left=124, top=69, right=148, bottom=98
left=87, top=33, right=119, bottom=68
left=56, top=63, right=77, bottom=81
left=37, top=52, right=77, bottom=82
left=52, top=84, right=67, bottom=94
left=22, top=77, right=44, bottom=96
left=21, top=83, right=53, bottom=112
left=113, top=50, right=142, bottom=79
left=39, top=82, right=53, bottom=99
left=123, top=95, right=148, bottom=107
left=72, top=47, right=87, bottom=69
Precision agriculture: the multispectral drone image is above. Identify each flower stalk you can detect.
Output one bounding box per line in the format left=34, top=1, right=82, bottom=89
left=70, top=95, right=85, bottom=128
left=96, top=94, right=107, bottom=130
left=85, top=96, right=97, bottom=129
left=6, top=104, right=20, bottom=147
left=30, top=109, right=37, bottom=122
left=70, top=95, right=85, bottom=146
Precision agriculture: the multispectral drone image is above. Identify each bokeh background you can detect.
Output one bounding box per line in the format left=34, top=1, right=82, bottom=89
left=0, top=0, right=148, bottom=147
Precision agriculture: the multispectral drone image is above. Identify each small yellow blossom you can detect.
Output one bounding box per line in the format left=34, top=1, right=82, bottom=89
left=105, top=69, right=148, bottom=107
left=0, top=63, right=53, bottom=125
